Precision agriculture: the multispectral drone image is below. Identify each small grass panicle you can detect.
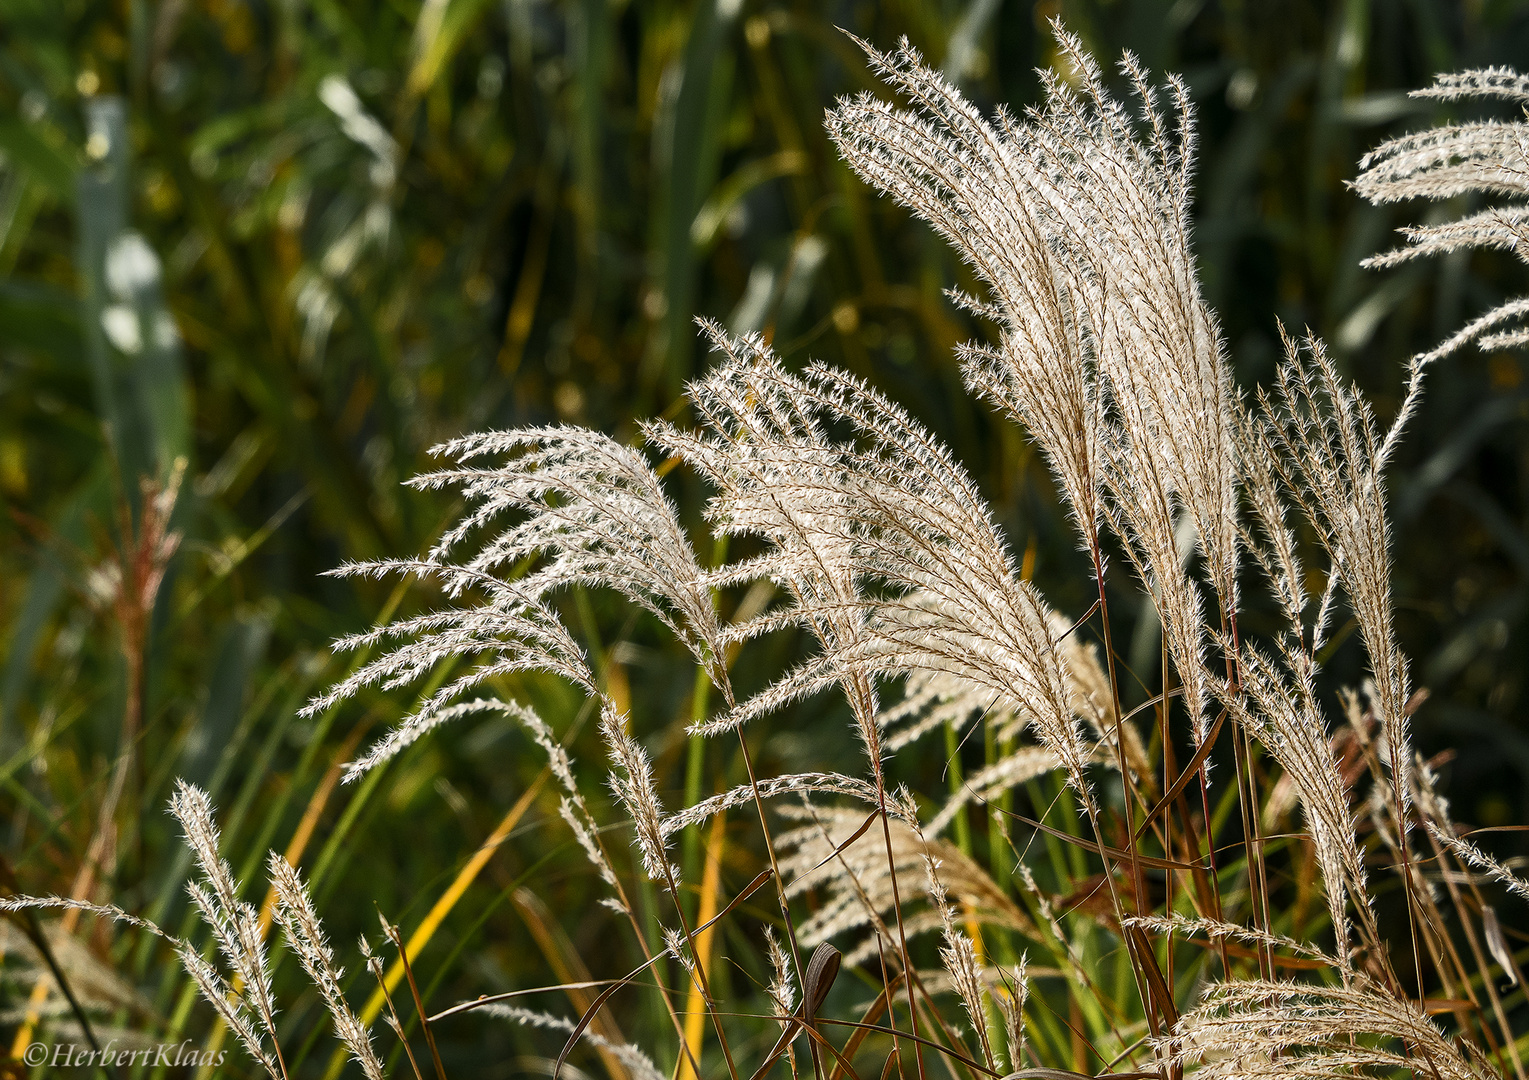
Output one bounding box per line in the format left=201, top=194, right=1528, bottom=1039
left=1354, top=67, right=1529, bottom=363
left=267, top=853, right=387, bottom=1080
left=6, top=785, right=386, bottom=1080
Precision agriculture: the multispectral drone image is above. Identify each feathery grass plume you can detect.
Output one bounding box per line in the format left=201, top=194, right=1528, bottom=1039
left=989, top=959, right=1028, bottom=1072
left=827, top=30, right=1237, bottom=747
left=777, top=804, right=1030, bottom=966
left=177, top=946, right=284, bottom=1079
left=1097, top=422, right=1215, bottom=746
left=824, top=34, right=1104, bottom=541
left=1166, top=978, right=1496, bottom=1080
left=309, top=586, right=594, bottom=781
left=649, top=328, right=1093, bottom=796
left=1123, top=913, right=1335, bottom=966
left=1426, top=823, right=1529, bottom=903
left=482, top=1005, right=670, bottom=1080
left=875, top=618, right=1144, bottom=839
left=0, top=896, right=174, bottom=939
left=660, top=772, right=883, bottom=838
left=662, top=927, right=697, bottom=985
left=511, top=697, right=579, bottom=795
left=762, top=925, right=796, bottom=1020
left=600, top=701, right=676, bottom=886
left=1217, top=643, right=1376, bottom=979
left=267, top=854, right=386, bottom=1080
left=419, top=427, right=727, bottom=682
left=878, top=609, right=1124, bottom=755
left=1233, top=395, right=1327, bottom=653
left=10, top=809, right=403, bottom=1080
left=1049, top=34, right=1239, bottom=591
left=1355, top=68, right=1529, bottom=360
left=926, top=744, right=1067, bottom=838
left=761, top=926, right=799, bottom=1080
left=1036, top=31, right=1235, bottom=736
left=305, top=424, right=731, bottom=780
left=920, top=847, right=995, bottom=1070
left=1252, top=331, right=1416, bottom=818
left=878, top=667, right=1020, bottom=753
left=512, top=697, right=628, bottom=912
left=1050, top=613, right=1125, bottom=745
left=644, top=328, right=882, bottom=759
left=169, top=781, right=285, bottom=1077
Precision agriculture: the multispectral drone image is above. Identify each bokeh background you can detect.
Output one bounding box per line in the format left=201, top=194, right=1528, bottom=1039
left=6, top=0, right=1529, bottom=1074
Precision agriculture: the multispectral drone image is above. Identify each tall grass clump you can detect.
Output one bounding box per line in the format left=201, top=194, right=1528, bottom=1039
left=8, top=23, right=1529, bottom=1080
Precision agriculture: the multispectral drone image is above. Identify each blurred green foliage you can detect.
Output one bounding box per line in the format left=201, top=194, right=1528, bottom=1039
left=6, top=0, right=1529, bottom=1074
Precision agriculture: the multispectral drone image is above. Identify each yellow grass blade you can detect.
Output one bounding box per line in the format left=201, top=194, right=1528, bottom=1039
left=512, top=886, right=631, bottom=1080
left=322, top=766, right=550, bottom=1080
left=676, top=811, right=726, bottom=1080
left=263, top=719, right=372, bottom=931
